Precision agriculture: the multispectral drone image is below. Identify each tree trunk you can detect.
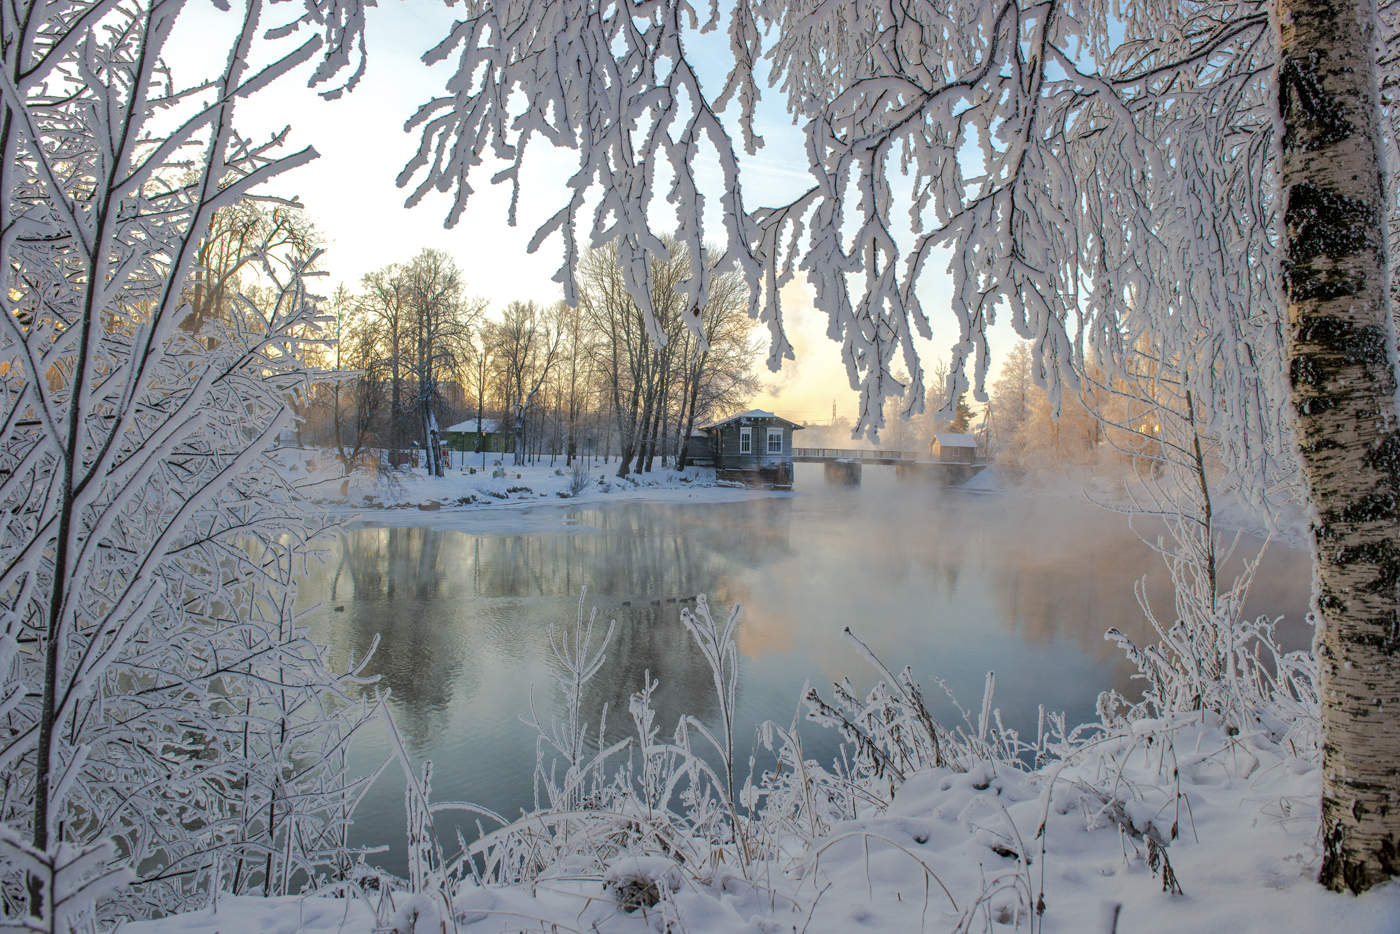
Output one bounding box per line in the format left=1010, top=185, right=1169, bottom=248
left=617, top=379, right=643, bottom=477
left=514, top=403, right=525, bottom=467
left=656, top=391, right=671, bottom=469
left=677, top=355, right=706, bottom=470
left=1278, top=0, right=1400, bottom=893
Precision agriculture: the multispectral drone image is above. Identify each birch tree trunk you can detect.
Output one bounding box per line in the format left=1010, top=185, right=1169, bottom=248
left=1278, top=0, right=1400, bottom=893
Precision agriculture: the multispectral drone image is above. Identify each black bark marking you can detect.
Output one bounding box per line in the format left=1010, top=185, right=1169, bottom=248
left=1285, top=182, right=1379, bottom=272
left=1303, top=436, right=1342, bottom=453
left=1322, top=491, right=1399, bottom=526
left=1331, top=537, right=1400, bottom=579
left=1318, top=588, right=1346, bottom=613
left=1296, top=312, right=1351, bottom=346
left=1280, top=52, right=1355, bottom=153
left=1290, top=353, right=1321, bottom=387
left=1368, top=432, right=1400, bottom=477
left=1342, top=325, right=1393, bottom=368
left=1340, top=628, right=1400, bottom=651
left=1290, top=270, right=1368, bottom=302
left=1320, top=820, right=1400, bottom=894
left=1297, top=395, right=1334, bottom=416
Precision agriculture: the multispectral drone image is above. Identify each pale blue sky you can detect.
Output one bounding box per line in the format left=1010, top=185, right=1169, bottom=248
left=172, top=0, right=1015, bottom=428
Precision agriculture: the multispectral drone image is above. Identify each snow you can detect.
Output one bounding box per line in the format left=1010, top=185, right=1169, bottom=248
left=442, top=418, right=502, bottom=434
left=125, top=719, right=1400, bottom=933
left=934, top=432, right=979, bottom=448
left=277, top=448, right=790, bottom=531
left=700, top=409, right=805, bottom=429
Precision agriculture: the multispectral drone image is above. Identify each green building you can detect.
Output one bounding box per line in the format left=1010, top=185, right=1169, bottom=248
left=443, top=417, right=511, bottom=455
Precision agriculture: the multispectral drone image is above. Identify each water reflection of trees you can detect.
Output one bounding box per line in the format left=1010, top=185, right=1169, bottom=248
left=306, top=527, right=477, bottom=749
left=303, top=501, right=799, bottom=754
left=451, top=501, right=796, bottom=600
left=297, top=494, right=1315, bottom=769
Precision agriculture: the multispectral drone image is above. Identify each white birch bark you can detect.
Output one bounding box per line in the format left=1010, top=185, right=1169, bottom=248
left=1277, top=0, right=1400, bottom=893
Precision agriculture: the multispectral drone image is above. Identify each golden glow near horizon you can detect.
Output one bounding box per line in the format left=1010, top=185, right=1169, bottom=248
left=168, top=0, right=1020, bottom=429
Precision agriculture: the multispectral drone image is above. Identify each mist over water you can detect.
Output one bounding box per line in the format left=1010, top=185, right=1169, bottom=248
left=301, top=462, right=1311, bottom=874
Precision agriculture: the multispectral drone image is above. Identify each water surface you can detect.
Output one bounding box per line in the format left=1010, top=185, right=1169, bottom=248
left=302, top=464, right=1310, bottom=872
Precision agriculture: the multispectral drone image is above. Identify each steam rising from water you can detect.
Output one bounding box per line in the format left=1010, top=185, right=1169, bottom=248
left=302, top=462, right=1309, bottom=872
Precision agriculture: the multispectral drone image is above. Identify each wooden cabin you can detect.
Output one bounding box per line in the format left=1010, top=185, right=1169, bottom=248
left=699, top=410, right=804, bottom=488
left=443, top=417, right=511, bottom=455
left=930, top=432, right=978, bottom=464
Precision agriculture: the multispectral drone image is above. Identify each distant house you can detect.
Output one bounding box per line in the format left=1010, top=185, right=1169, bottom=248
left=443, top=417, right=511, bottom=455
left=930, top=432, right=978, bottom=464
left=699, top=409, right=804, bottom=488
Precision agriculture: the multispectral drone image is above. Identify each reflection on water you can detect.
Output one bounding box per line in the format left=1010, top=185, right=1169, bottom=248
left=302, top=464, right=1311, bottom=873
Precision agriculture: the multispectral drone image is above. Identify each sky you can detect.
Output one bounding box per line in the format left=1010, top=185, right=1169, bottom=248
left=172, top=0, right=1017, bottom=431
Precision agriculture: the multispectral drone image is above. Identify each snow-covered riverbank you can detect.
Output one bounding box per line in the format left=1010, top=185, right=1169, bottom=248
left=282, top=445, right=795, bottom=512
left=283, top=449, right=796, bottom=526
left=123, top=715, right=1399, bottom=934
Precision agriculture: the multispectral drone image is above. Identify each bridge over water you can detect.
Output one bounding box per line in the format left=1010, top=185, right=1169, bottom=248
left=791, top=447, right=987, bottom=486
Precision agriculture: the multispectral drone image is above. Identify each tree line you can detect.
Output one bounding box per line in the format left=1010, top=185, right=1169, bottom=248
left=297, top=240, right=759, bottom=477
left=177, top=204, right=765, bottom=479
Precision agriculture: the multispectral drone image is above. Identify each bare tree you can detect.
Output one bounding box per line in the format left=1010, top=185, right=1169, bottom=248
left=673, top=255, right=759, bottom=467
left=580, top=244, right=673, bottom=476
left=466, top=333, right=495, bottom=468
left=550, top=299, right=594, bottom=466
left=361, top=263, right=413, bottom=458
left=577, top=240, right=757, bottom=476
left=189, top=203, right=318, bottom=338
left=989, top=345, right=1033, bottom=459
left=405, top=249, right=482, bottom=476
left=327, top=285, right=384, bottom=473
left=490, top=301, right=562, bottom=466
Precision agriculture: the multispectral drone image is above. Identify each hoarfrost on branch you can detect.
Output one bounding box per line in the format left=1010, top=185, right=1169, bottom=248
left=0, top=0, right=375, bottom=923
left=404, top=1, right=1309, bottom=494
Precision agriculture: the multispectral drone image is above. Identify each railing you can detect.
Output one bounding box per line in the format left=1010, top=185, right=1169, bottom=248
left=792, top=447, right=918, bottom=461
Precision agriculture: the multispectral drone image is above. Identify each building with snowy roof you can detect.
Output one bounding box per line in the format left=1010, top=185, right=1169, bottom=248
left=443, top=417, right=511, bottom=454
left=695, top=409, right=804, bottom=488
left=929, top=432, right=979, bottom=464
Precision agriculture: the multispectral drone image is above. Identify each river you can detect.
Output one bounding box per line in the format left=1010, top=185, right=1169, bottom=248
left=301, top=463, right=1311, bottom=874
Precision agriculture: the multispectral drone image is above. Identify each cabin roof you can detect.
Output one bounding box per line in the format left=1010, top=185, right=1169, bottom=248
left=932, top=432, right=978, bottom=448
left=444, top=417, right=501, bottom=434
left=701, top=409, right=805, bottom=431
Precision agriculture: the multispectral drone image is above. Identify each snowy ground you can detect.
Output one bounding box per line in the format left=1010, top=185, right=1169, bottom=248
left=279, top=447, right=788, bottom=519
left=122, top=717, right=1399, bottom=933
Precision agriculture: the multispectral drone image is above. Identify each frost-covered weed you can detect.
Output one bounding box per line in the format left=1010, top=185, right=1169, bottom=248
left=367, top=577, right=1319, bottom=933
left=567, top=463, right=590, bottom=496
left=377, top=594, right=1047, bottom=927
left=1089, top=336, right=1318, bottom=750
left=1105, top=608, right=1319, bottom=754
left=443, top=595, right=742, bottom=893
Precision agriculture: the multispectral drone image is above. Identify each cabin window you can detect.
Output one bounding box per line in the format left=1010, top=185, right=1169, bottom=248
left=739, top=427, right=752, bottom=454
left=767, top=427, right=783, bottom=454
